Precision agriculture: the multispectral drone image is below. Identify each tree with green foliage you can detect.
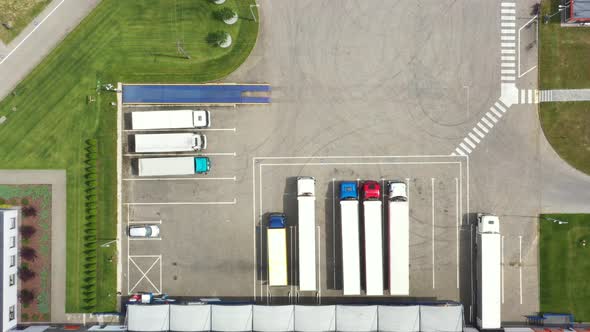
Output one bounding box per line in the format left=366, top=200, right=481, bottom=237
left=214, top=7, right=236, bottom=21
left=19, top=225, right=36, bottom=240
left=19, top=289, right=35, bottom=305
left=18, top=265, right=36, bottom=281
left=207, top=31, right=229, bottom=46
left=20, top=246, right=37, bottom=261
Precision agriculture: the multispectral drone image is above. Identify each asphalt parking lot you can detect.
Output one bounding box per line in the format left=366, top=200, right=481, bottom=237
left=119, top=0, right=542, bottom=324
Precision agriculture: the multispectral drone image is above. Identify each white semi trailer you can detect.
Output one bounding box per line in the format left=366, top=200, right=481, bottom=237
left=476, top=213, right=501, bottom=330
left=387, top=181, right=409, bottom=296
left=134, top=133, right=206, bottom=152
left=297, top=176, right=317, bottom=292
left=363, top=199, right=384, bottom=296
left=131, top=110, right=210, bottom=130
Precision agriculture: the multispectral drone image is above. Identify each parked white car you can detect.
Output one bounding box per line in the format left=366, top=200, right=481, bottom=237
left=128, top=225, right=160, bottom=238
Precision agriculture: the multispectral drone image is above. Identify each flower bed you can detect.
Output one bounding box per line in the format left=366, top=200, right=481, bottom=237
left=0, top=185, right=51, bottom=322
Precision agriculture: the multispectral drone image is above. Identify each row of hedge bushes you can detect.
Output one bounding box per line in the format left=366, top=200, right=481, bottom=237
left=81, top=139, right=98, bottom=310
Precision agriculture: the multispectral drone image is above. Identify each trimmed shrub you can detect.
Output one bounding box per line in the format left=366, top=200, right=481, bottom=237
left=19, top=289, right=35, bottom=305
left=18, top=266, right=36, bottom=281
left=22, top=205, right=37, bottom=217
left=21, top=197, right=29, bottom=205
left=214, top=7, right=236, bottom=21
left=20, top=246, right=37, bottom=261
left=19, top=225, right=37, bottom=240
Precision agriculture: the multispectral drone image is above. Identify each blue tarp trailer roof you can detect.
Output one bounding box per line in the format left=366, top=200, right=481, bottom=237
left=122, top=84, right=271, bottom=104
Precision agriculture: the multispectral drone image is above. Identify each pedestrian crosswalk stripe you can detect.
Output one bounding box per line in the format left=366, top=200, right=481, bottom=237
left=502, top=62, right=516, bottom=68
left=495, top=102, right=507, bottom=113
left=501, top=49, right=516, bottom=54
left=501, top=15, right=516, bottom=21
left=455, top=148, right=466, bottom=156
left=464, top=137, right=476, bottom=148
left=468, top=132, right=481, bottom=143
left=501, top=56, right=516, bottom=61
left=501, top=42, right=516, bottom=48
left=482, top=117, right=494, bottom=128
left=501, top=2, right=516, bottom=7
left=460, top=143, right=472, bottom=154
left=501, top=76, right=515, bottom=81
left=486, top=112, right=498, bottom=123
left=490, top=106, right=502, bottom=118
left=501, top=22, right=516, bottom=27
left=473, top=127, right=485, bottom=138
left=477, top=122, right=490, bottom=133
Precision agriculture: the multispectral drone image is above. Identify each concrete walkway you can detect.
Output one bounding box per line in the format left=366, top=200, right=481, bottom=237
left=539, top=89, right=590, bottom=102
left=0, top=170, right=66, bottom=322
left=0, top=0, right=101, bottom=101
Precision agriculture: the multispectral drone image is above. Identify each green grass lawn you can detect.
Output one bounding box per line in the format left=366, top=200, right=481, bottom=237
left=0, top=0, right=258, bottom=312
left=0, top=0, right=52, bottom=44
left=540, top=214, right=590, bottom=321
left=539, top=0, right=590, bottom=175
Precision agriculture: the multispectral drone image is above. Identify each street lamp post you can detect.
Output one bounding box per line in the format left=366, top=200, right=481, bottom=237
left=250, top=4, right=260, bottom=22
left=544, top=3, right=571, bottom=24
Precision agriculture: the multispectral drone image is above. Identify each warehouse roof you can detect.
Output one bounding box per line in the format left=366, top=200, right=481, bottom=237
left=571, top=0, right=590, bottom=21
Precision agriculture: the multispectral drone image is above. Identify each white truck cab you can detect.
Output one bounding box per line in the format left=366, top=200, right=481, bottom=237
left=387, top=181, right=408, bottom=202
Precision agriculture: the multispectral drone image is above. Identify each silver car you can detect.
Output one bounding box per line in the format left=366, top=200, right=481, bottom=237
left=128, top=225, right=160, bottom=238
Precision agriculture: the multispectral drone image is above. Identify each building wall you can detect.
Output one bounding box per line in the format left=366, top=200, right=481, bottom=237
left=0, top=210, right=19, bottom=332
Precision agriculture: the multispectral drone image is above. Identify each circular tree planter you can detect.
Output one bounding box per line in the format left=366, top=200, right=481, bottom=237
left=219, top=34, right=232, bottom=48
left=213, top=0, right=226, bottom=4
left=224, top=13, right=238, bottom=25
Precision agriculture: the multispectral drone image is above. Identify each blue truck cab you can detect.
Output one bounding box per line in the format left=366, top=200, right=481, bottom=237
left=194, top=156, right=211, bottom=174
left=340, top=181, right=358, bottom=200
left=268, top=213, right=286, bottom=228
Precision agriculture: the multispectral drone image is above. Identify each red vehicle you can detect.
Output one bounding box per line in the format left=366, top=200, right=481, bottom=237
left=362, top=181, right=381, bottom=200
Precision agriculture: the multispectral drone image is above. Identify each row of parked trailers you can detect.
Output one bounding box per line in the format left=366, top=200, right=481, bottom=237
left=266, top=178, right=410, bottom=297
left=129, top=110, right=213, bottom=176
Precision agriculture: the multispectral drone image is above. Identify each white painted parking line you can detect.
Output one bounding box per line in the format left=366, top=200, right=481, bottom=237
left=332, top=178, right=336, bottom=287
left=123, top=152, right=236, bottom=157
left=261, top=161, right=461, bottom=167
left=468, top=132, right=480, bottom=144
left=464, top=137, right=476, bottom=148
left=519, top=235, right=523, bottom=304
left=317, top=225, right=322, bottom=302
left=473, top=127, right=485, bottom=138
left=124, top=177, right=236, bottom=181
left=124, top=128, right=237, bottom=132
left=129, top=237, right=162, bottom=241
left=455, top=177, right=459, bottom=289
left=128, top=219, right=162, bottom=224
left=431, top=177, right=435, bottom=289
left=251, top=159, right=257, bottom=301
left=124, top=199, right=237, bottom=206
left=486, top=112, right=498, bottom=123
left=481, top=117, right=494, bottom=129
left=477, top=122, right=490, bottom=133
left=254, top=155, right=457, bottom=160
left=501, top=235, right=505, bottom=304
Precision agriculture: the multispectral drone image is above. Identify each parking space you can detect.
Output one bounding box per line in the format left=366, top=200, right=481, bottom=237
left=252, top=155, right=470, bottom=303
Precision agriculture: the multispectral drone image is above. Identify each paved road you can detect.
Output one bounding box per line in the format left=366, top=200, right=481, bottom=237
left=0, top=0, right=101, bottom=102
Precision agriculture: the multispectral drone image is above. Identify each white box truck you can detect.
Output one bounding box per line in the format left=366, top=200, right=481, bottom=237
left=134, top=133, right=206, bottom=152
left=363, top=199, right=384, bottom=296
left=387, top=181, right=409, bottom=296
left=268, top=213, right=288, bottom=287
left=476, top=213, right=501, bottom=329
left=340, top=181, right=361, bottom=295
left=131, top=110, right=210, bottom=130
left=297, top=176, right=317, bottom=292
left=137, top=156, right=210, bottom=177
